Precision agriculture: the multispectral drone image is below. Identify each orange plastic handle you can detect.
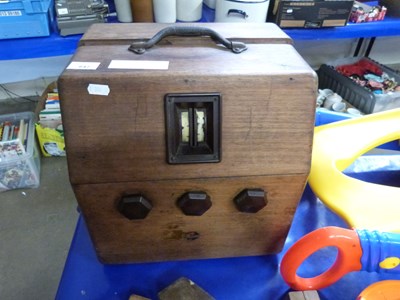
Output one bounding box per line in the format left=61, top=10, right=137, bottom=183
left=280, top=226, right=363, bottom=290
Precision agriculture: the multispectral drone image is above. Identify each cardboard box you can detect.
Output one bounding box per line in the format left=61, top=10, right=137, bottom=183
left=35, top=82, right=65, bottom=157
left=273, top=0, right=354, bottom=28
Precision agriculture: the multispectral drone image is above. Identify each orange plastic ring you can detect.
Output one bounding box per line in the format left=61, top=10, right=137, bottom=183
left=280, top=226, right=363, bottom=290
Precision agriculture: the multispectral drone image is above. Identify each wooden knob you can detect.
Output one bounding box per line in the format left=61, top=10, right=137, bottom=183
left=234, top=189, right=267, bottom=213
left=118, top=194, right=152, bottom=220
left=177, top=191, right=212, bottom=216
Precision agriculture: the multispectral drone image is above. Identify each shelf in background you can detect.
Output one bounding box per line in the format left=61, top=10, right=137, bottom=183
left=1, top=2, right=399, bottom=60
left=284, top=16, right=400, bottom=40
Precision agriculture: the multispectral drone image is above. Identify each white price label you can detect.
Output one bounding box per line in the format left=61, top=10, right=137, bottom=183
left=87, top=84, right=110, bottom=96
left=67, top=62, right=100, bottom=70
left=108, top=60, right=169, bottom=70
left=57, top=8, right=69, bottom=15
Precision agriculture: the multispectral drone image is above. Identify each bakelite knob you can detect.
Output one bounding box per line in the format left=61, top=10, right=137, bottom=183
left=118, top=194, right=152, bottom=220
left=234, top=189, right=267, bottom=213
left=177, top=191, right=212, bottom=216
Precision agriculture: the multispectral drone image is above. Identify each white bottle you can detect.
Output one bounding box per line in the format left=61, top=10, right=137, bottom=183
left=177, top=0, right=203, bottom=22
left=153, top=0, right=176, bottom=23
left=115, top=0, right=133, bottom=22
left=203, top=0, right=216, bottom=9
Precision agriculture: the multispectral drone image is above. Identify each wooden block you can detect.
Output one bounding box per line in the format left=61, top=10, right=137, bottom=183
left=59, top=23, right=317, bottom=263
left=287, top=291, right=306, bottom=300
left=286, top=290, right=320, bottom=300
left=158, top=277, right=214, bottom=300
left=304, top=290, right=320, bottom=300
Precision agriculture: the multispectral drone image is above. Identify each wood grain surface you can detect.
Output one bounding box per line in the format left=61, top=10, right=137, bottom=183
left=60, top=45, right=316, bottom=184
left=75, top=174, right=307, bottom=263
left=59, top=23, right=316, bottom=263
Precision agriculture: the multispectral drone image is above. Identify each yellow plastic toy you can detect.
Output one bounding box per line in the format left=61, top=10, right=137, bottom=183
left=280, top=108, right=400, bottom=291
left=308, top=108, right=400, bottom=232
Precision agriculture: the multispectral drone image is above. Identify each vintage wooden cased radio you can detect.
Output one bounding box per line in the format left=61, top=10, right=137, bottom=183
left=59, top=23, right=316, bottom=263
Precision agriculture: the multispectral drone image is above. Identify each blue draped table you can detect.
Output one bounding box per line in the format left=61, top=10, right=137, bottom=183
left=56, top=151, right=400, bottom=299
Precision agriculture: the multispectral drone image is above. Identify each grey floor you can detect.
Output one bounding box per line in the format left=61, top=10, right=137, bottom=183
left=0, top=100, right=78, bottom=299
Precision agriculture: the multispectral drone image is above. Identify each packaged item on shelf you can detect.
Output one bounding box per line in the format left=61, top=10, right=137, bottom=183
left=349, top=1, right=386, bottom=23
left=317, top=57, right=400, bottom=114
left=0, top=112, right=40, bottom=192
left=35, top=83, right=65, bottom=157
left=55, top=0, right=112, bottom=36
left=272, top=0, right=354, bottom=28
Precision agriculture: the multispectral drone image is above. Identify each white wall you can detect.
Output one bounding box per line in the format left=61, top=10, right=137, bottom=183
left=368, top=36, right=400, bottom=66
left=293, top=38, right=358, bottom=69
left=293, top=36, right=400, bottom=70
left=0, top=55, right=71, bottom=100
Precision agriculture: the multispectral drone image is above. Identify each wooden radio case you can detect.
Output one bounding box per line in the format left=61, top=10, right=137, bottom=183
left=59, top=23, right=317, bottom=263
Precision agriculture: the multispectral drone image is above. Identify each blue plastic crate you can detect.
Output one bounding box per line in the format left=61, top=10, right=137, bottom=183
left=0, top=0, right=53, bottom=39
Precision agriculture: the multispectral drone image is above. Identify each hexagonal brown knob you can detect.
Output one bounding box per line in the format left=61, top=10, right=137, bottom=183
left=118, top=194, right=152, bottom=220
left=177, top=191, right=212, bottom=216
left=234, top=189, right=267, bottom=213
